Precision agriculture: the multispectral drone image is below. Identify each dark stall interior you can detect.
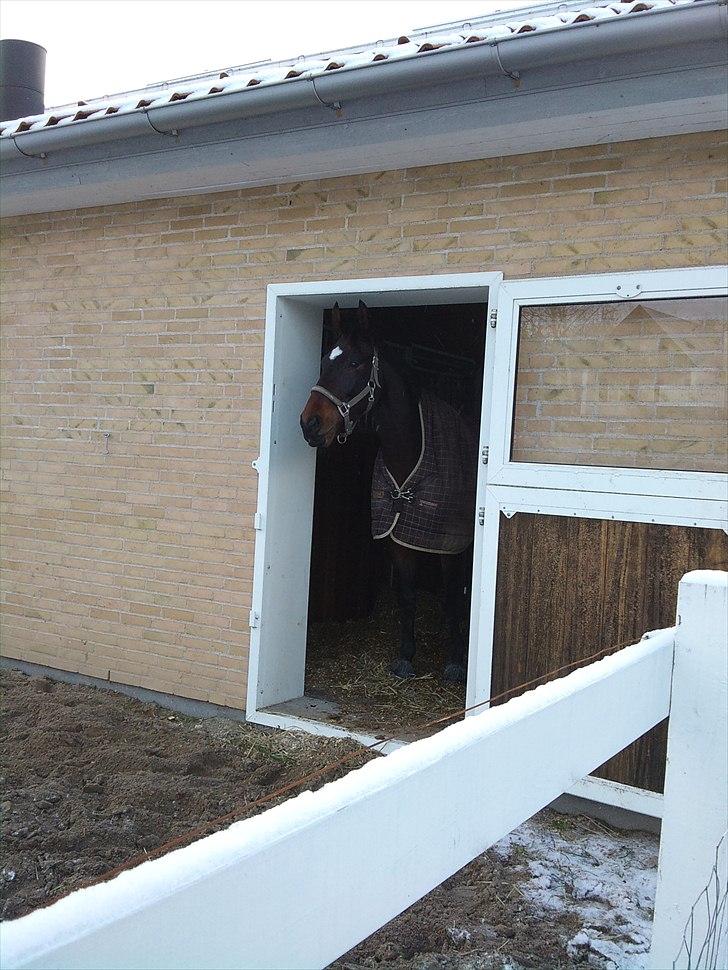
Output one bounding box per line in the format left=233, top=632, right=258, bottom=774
left=303, top=303, right=487, bottom=740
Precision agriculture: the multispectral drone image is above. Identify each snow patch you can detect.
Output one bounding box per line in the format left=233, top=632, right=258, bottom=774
left=493, top=814, right=658, bottom=970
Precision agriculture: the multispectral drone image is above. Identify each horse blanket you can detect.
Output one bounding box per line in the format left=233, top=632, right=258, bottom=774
left=371, top=390, right=476, bottom=554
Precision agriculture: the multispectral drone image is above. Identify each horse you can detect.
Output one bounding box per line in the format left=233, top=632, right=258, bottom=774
left=300, top=301, right=477, bottom=684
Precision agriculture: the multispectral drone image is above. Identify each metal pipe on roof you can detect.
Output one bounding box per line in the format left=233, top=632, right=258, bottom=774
left=0, top=40, right=46, bottom=122
left=6, top=114, right=149, bottom=158
left=0, top=0, right=724, bottom=163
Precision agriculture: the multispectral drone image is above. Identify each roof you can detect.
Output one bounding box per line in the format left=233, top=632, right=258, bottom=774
left=0, top=0, right=703, bottom=135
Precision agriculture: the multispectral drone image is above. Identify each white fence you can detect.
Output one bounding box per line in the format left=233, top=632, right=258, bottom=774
left=2, top=571, right=726, bottom=970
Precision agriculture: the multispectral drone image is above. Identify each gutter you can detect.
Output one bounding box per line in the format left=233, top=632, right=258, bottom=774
left=1, top=1, right=725, bottom=163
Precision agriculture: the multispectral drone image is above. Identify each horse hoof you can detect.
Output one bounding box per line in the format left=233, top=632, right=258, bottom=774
left=391, top=659, right=416, bottom=679
left=443, top=663, right=466, bottom=685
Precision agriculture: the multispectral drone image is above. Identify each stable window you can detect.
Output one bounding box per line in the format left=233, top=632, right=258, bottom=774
left=487, top=266, right=728, bottom=502
left=511, top=296, right=727, bottom=473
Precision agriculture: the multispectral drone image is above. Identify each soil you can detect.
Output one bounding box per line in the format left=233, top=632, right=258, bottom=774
left=332, top=846, right=580, bottom=970
left=333, top=809, right=658, bottom=970
left=0, top=667, right=375, bottom=921
left=306, top=590, right=467, bottom=742
left=1, top=666, right=654, bottom=970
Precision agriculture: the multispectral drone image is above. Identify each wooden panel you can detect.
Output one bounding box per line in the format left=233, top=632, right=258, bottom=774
left=492, top=513, right=727, bottom=792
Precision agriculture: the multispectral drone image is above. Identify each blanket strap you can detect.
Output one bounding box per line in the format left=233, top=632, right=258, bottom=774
left=389, top=485, right=415, bottom=512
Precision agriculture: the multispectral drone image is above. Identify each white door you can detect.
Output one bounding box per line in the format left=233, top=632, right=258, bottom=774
left=468, top=265, right=728, bottom=710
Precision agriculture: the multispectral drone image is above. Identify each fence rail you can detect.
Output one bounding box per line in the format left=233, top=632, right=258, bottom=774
left=1, top=572, right=725, bottom=970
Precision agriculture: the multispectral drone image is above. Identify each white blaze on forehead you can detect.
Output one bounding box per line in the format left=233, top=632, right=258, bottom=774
left=329, top=345, right=343, bottom=360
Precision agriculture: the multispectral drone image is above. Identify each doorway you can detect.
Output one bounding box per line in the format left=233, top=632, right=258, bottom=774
left=246, top=273, right=501, bottom=746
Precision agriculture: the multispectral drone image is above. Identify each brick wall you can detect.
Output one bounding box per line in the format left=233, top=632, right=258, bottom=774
left=1, top=130, right=725, bottom=709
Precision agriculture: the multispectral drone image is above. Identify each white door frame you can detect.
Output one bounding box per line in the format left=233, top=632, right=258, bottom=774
left=247, top=273, right=501, bottom=744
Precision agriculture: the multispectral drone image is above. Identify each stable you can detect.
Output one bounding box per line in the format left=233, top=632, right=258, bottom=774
left=1, top=0, right=726, bottom=819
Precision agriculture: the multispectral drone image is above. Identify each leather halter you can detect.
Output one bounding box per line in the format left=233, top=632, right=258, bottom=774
left=310, top=350, right=380, bottom=444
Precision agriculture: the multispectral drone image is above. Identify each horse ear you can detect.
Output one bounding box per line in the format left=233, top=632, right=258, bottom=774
left=357, top=300, right=371, bottom=336
left=330, top=302, right=342, bottom=338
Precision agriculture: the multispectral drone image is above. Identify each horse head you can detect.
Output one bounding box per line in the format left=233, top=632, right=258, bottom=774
left=300, top=301, right=379, bottom=448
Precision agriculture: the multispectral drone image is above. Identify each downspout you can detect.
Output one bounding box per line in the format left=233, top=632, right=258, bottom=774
left=1, top=0, right=724, bottom=163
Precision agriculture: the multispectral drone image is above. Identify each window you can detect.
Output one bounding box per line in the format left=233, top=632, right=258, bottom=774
left=511, top=297, right=727, bottom=473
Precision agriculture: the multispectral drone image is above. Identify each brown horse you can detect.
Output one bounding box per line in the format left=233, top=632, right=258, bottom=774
left=300, top=302, right=476, bottom=683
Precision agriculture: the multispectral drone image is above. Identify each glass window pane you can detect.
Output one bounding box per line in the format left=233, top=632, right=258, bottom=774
left=511, top=297, right=728, bottom=472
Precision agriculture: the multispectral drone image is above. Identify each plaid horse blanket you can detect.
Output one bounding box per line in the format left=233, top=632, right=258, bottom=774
left=371, top=391, right=477, bottom=555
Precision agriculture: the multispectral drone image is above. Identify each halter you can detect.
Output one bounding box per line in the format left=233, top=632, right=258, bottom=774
left=310, top=350, right=380, bottom=444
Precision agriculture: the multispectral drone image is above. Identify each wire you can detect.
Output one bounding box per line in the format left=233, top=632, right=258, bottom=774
left=420, top=636, right=641, bottom=730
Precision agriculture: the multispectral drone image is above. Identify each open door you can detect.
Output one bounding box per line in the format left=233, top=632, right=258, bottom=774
left=468, top=265, right=728, bottom=814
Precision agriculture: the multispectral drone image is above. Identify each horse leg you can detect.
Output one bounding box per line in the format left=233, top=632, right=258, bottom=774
left=441, top=553, right=467, bottom=684
left=389, top=541, right=417, bottom=679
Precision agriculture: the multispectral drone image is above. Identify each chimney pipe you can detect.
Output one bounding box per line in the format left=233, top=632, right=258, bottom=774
left=0, top=39, right=46, bottom=121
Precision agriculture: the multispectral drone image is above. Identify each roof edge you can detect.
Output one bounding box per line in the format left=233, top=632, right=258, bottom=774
left=1, top=0, right=725, bottom=164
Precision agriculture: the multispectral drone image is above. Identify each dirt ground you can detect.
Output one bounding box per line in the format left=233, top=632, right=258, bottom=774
left=1, top=667, right=654, bottom=970
left=333, top=808, right=659, bottom=970
left=0, top=667, right=375, bottom=922
left=332, top=836, right=583, bottom=970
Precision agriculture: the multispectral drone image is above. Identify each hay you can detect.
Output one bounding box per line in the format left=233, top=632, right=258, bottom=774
left=306, top=589, right=466, bottom=741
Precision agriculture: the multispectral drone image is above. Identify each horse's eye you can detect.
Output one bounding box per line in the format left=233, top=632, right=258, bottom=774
left=349, top=360, right=360, bottom=369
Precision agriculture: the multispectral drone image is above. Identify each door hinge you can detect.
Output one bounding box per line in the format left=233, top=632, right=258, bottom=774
left=478, top=507, right=485, bottom=526
left=253, top=512, right=264, bottom=530
left=249, top=610, right=260, bottom=629
left=481, top=445, right=489, bottom=464
left=489, top=309, right=497, bottom=329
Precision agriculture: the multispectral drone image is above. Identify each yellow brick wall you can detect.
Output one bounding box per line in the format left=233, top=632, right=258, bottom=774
left=1, top=130, right=726, bottom=709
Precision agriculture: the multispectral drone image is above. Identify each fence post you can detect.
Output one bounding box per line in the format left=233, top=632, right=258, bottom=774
left=649, top=570, right=728, bottom=970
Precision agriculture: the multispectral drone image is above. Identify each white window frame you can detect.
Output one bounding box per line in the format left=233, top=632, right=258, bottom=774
left=487, top=265, right=728, bottom=503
